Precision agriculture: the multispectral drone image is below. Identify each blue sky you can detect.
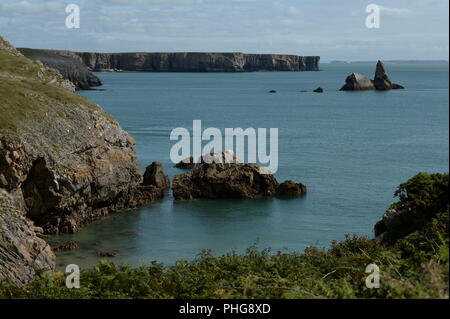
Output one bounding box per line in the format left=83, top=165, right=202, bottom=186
left=0, top=0, right=448, bottom=61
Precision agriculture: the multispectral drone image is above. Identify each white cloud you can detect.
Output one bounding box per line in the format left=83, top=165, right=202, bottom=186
left=379, top=5, right=414, bottom=17
left=0, top=1, right=64, bottom=16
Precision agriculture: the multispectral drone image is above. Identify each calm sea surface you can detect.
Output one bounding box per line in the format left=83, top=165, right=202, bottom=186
left=49, top=63, right=449, bottom=270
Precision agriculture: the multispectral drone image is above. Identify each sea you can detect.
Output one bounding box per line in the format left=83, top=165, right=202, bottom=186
left=48, top=62, right=449, bottom=270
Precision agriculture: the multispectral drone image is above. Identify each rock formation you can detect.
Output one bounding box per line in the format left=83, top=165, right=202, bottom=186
left=340, top=73, right=376, bottom=91
left=172, top=154, right=307, bottom=200
left=277, top=180, right=308, bottom=197
left=175, top=150, right=242, bottom=169
left=313, top=87, right=324, bottom=93
left=0, top=36, right=168, bottom=284
left=19, top=48, right=102, bottom=90
left=340, top=61, right=404, bottom=91
left=18, top=49, right=321, bottom=72
left=143, top=162, right=170, bottom=190
left=373, top=60, right=404, bottom=90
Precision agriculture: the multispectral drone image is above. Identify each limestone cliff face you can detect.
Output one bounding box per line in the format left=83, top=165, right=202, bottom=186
left=18, top=48, right=102, bottom=90
left=32, top=51, right=319, bottom=72
left=0, top=36, right=167, bottom=284
left=74, top=52, right=320, bottom=72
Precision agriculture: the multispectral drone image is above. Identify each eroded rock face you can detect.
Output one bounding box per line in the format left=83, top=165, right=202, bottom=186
left=340, top=61, right=404, bottom=91
left=172, top=154, right=307, bottom=200
left=173, top=163, right=280, bottom=200
left=143, top=162, right=170, bottom=190
left=0, top=190, right=55, bottom=286
left=18, top=50, right=320, bottom=72
left=0, top=36, right=167, bottom=284
left=277, top=180, right=307, bottom=197
left=19, top=48, right=102, bottom=90
left=373, top=60, right=404, bottom=90
left=340, top=73, right=375, bottom=91
left=175, top=150, right=242, bottom=169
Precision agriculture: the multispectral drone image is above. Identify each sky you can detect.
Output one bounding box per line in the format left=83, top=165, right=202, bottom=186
left=0, top=0, right=448, bottom=61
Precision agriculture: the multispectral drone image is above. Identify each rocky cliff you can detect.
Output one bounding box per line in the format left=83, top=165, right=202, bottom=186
left=18, top=48, right=102, bottom=90
left=0, top=36, right=168, bottom=284
left=18, top=49, right=320, bottom=73
left=74, top=52, right=320, bottom=72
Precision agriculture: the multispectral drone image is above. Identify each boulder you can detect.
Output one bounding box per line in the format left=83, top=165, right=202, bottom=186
left=172, top=153, right=307, bottom=200
left=143, top=162, right=170, bottom=189
left=55, top=240, right=80, bottom=252
left=175, top=150, right=242, bottom=169
left=340, top=73, right=375, bottom=91
left=172, top=163, right=280, bottom=200
left=340, top=61, right=404, bottom=91
left=277, top=180, right=307, bottom=197
left=373, top=60, right=392, bottom=90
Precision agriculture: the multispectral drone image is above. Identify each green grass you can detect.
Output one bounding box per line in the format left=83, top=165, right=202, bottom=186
left=0, top=173, right=448, bottom=299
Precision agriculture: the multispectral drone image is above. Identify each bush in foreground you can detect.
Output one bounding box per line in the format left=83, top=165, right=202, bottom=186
left=0, top=173, right=448, bottom=299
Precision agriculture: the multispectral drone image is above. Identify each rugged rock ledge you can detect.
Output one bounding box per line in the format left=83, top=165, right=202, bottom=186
left=0, top=36, right=168, bottom=284
left=18, top=48, right=102, bottom=90
left=19, top=49, right=320, bottom=73
left=340, top=60, right=404, bottom=91
left=172, top=157, right=307, bottom=200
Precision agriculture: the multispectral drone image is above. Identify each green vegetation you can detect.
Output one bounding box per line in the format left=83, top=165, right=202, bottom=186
left=0, top=42, right=106, bottom=134
left=0, top=173, right=447, bottom=299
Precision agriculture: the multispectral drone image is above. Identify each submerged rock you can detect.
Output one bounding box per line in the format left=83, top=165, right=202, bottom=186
left=269, top=90, right=277, bottom=93
left=96, top=250, right=117, bottom=257
left=172, top=153, right=307, bottom=200
left=277, top=180, right=307, bottom=197
left=55, top=240, right=80, bottom=252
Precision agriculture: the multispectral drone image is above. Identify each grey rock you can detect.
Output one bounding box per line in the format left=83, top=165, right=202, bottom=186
left=143, top=162, right=170, bottom=190
left=172, top=153, right=307, bottom=200
left=19, top=48, right=102, bottom=90
left=373, top=60, right=392, bottom=90
left=19, top=50, right=321, bottom=72
left=340, top=73, right=375, bottom=91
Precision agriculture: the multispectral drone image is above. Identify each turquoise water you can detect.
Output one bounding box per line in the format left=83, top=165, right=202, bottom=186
left=50, top=63, right=449, bottom=270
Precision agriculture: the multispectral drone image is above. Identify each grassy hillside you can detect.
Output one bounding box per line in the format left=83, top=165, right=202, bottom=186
left=0, top=173, right=447, bottom=299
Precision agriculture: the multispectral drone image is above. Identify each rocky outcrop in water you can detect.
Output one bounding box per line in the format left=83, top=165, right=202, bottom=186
left=19, top=49, right=320, bottom=72
left=340, top=61, right=404, bottom=91
left=18, top=48, right=102, bottom=90
left=175, top=150, right=242, bottom=169
left=0, top=36, right=167, bottom=284
left=373, top=61, right=404, bottom=90
left=340, top=73, right=376, bottom=91
left=172, top=154, right=307, bottom=200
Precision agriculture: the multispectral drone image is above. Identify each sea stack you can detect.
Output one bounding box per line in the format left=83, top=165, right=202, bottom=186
left=340, top=73, right=375, bottom=91
left=373, top=60, right=405, bottom=90
left=340, top=61, right=405, bottom=91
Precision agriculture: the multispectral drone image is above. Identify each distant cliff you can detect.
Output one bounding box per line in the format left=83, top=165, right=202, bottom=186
left=1, top=36, right=169, bottom=284
left=18, top=48, right=102, bottom=90
left=72, top=52, right=320, bottom=72
left=20, top=49, right=320, bottom=74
